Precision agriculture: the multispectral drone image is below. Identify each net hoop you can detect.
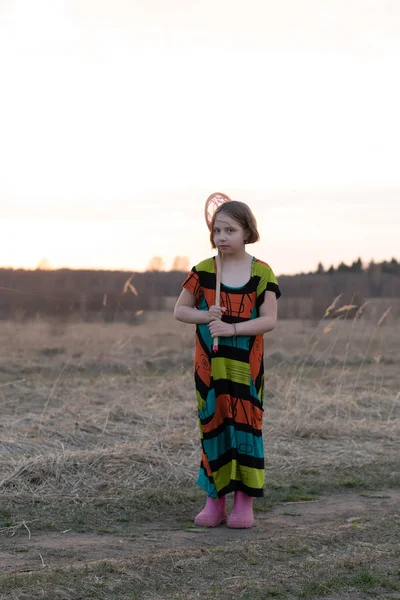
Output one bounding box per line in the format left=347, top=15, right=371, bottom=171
left=204, top=192, right=231, bottom=231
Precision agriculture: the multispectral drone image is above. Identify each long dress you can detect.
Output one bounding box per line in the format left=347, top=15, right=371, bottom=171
left=182, top=255, right=281, bottom=498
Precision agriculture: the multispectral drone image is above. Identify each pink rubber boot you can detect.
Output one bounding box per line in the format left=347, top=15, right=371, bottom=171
left=227, top=491, right=254, bottom=528
left=194, top=496, right=227, bottom=527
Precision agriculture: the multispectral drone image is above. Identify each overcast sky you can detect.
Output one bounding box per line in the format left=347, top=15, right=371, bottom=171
left=0, top=0, right=399, bottom=274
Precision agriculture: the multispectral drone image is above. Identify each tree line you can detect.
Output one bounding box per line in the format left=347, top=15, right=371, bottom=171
left=0, top=256, right=399, bottom=322
left=313, top=257, right=399, bottom=276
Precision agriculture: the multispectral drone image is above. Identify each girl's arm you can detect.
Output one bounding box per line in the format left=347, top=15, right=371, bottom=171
left=236, top=291, right=277, bottom=334
left=208, top=291, right=277, bottom=337
left=174, top=290, right=227, bottom=325
left=174, top=289, right=210, bottom=324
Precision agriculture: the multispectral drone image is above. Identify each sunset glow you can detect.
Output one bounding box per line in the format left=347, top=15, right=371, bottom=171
left=0, top=1, right=399, bottom=274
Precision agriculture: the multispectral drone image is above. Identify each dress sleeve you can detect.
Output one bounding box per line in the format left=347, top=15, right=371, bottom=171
left=182, top=266, right=202, bottom=306
left=256, top=265, right=281, bottom=308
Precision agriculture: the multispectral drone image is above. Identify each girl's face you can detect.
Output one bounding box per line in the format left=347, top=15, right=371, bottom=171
left=213, top=214, right=248, bottom=254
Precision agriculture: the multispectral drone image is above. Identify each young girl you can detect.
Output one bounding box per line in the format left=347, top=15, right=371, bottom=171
left=174, top=200, right=281, bottom=528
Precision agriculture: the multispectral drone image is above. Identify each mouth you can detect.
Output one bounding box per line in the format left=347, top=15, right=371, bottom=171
left=218, top=245, right=229, bottom=249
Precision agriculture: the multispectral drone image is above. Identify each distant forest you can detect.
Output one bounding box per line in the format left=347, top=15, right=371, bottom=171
left=0, top=257, right=399, bottom=322
left=304, top=257, right=400, bottom=276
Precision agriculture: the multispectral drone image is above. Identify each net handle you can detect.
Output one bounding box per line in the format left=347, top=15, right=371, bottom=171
left=204, top=192, right=231, bottom=352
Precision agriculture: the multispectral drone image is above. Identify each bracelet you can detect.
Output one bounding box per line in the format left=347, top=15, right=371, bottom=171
left=232, top=323, right=237, bottom=337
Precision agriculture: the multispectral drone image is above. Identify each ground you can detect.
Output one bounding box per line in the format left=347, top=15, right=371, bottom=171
left=0, top=312, right=399, bottom=599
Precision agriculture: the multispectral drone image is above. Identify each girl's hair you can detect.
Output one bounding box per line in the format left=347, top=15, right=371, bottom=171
left=210, top=200, right=260, bottom=248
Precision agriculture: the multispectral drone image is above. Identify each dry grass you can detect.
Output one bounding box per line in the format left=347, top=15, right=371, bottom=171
left=0, top=311, right=399, bottom=598
left=0, top=313, right=399, bottom=498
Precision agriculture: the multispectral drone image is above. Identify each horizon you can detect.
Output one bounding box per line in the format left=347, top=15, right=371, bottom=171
left=1, top=250, right=398, bottom=278
left=1, top=187, right=398, bottom=276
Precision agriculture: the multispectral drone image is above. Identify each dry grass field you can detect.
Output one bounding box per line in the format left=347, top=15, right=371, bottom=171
left=0, top=311, right=399, bottom=599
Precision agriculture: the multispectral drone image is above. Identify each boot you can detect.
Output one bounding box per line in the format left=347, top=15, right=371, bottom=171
left=194, top=496, right=227, bottom=527
left=227, top=490, right=254, bottom=528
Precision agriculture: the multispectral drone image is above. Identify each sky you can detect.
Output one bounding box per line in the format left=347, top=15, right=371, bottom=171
left=0, top=0, right=399, bottom=275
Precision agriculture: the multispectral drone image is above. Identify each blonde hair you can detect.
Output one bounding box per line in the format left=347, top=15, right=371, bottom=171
left=210, top=201, right=260, bottom=249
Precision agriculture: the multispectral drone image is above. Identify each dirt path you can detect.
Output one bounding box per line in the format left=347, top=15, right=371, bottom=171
left=1, top=489, right=399, bottom=575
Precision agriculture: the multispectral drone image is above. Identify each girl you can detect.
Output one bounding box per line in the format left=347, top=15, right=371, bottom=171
left=174, top=200, right=281, bottom=528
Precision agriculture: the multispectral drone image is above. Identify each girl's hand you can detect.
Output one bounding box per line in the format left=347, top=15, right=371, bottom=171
left=208, top=320, right=235, bottom=338
left=208, top=305, right=226, bottom=322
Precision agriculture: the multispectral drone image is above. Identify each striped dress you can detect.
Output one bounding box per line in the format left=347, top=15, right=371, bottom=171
left=182, top=256, right=281, bottom=498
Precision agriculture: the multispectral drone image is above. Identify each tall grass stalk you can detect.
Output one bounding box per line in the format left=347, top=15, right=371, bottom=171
left=352, top=307, right=392, bottom=399
left=283, top=296, right=344, bottom=406
left=335, top=300, right=367, bottom=414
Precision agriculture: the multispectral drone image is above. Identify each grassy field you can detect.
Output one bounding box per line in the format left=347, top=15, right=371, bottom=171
left=0, top=311, right=399, bottom=599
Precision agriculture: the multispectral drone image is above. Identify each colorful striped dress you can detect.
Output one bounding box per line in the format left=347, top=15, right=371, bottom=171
left=182, top=256, right=281, bottom=498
